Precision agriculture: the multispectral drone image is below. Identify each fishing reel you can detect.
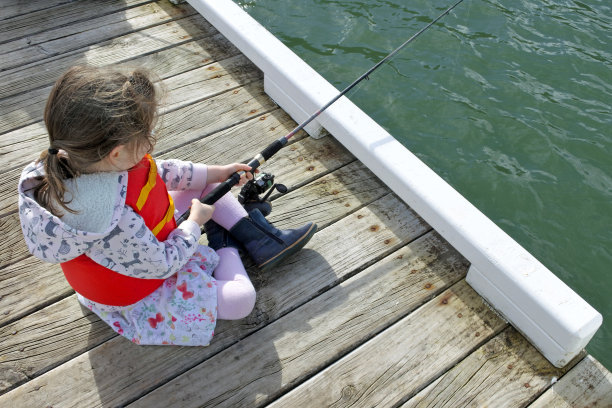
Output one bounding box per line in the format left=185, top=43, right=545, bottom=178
left=238, top=172, right=287, bottom=215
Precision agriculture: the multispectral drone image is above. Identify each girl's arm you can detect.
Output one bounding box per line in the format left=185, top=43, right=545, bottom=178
left=156, top=159, right=252, bottom=192
left=206, top=163, right=253, bottom=186
left=87, top=206, right=206, bottom=279
left=156, top=158, right=208, bottom=192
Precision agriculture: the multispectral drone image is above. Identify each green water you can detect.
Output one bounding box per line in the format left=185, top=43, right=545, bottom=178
left=235, top=0, right=612, bottom=369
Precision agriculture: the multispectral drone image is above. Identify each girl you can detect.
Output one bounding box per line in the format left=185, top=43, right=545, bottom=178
left=18, top=66, right=316, bottom=346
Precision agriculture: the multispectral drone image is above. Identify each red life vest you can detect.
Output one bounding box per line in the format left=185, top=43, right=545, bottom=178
left=61, top=154, right=178, bottom=306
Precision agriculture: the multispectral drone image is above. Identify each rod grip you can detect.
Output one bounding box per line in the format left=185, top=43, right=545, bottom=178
left=261, top=139, right=286, bottom=161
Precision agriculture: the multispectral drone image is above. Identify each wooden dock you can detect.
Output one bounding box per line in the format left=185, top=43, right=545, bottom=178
left=1, top=1, right=610, bottom=406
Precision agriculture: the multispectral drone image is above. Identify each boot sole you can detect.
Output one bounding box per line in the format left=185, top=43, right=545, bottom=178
left=258, top=223, right=317, bottom=271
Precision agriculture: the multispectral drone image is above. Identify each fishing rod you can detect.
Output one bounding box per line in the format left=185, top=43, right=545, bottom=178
left=177, top=0, right=465, bottom=224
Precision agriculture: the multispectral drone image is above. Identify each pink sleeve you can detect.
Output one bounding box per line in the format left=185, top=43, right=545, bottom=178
left=156, top=159, right=208, bottom=191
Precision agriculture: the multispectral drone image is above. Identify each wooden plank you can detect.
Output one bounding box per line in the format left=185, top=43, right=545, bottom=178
left=0, top=0, right=73, bottom=21
left=266, top=160, right=389, bottom=230
left=0, top=122, right=46, bottom=173
left=154, top=82, right=275, bottom=154
left=0, top=295, right=116, bottom=394
left=251, top=195, right=431, bottom=320
left=129, top=232, right=469, bottom=408
left=0, top=193, right=430, bottom=407
left=0, top=33, right=240, bottom=134
left=0, top=213, right=29, bottom=267
left=125, top=32, right=239, bottom=80
left=266, top=280, right=507, bottom=408
left=0, top=1, right=195, bottom=71
left=0, top=14, right=216, bottom=99
left=402, top=327, right=576, bottom=408
left=529, top=355, right=612, bottom=408
left=0, top=256, right=69, bottom=327
left=0, top=168, right=20, bottom=216
left=0, top=86, right=48, bottom=135
left=1, top=0, right=151, bottom=44
left=0, top=78, right=270, bottom=177
left=160, top=54, right=262, bottom=112
left=0, top=133, right=371, bottom=393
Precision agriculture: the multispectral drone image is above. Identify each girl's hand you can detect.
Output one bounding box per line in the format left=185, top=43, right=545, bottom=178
left=187, top=199, right=214, bottom=226
left=207, top=163, right=257, bottom=186
left=232, top=163, right=256, bottom=187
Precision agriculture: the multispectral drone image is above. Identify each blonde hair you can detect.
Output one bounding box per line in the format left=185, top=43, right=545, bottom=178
left=35, top=65, right=160, bottom=216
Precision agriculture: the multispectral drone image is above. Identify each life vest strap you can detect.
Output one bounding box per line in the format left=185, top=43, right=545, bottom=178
left=136, top=154, right=157, bottom=211
left=152, top=194, right=175, bottom=236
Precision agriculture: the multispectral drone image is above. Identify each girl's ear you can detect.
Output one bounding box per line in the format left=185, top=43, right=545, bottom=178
left=106, top=144, right=126, bottom=168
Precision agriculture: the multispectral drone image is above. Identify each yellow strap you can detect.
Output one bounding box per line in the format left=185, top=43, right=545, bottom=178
left=136, top=154, right=157, bottom=211
left=152, top=194, right=176, bottom=236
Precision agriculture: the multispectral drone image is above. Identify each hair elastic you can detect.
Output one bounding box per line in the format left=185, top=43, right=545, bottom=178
left=48, top=148, right=59, bottom=155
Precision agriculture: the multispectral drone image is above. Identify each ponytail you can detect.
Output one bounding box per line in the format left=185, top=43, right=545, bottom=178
left=34, top=148, right=79, bottom=216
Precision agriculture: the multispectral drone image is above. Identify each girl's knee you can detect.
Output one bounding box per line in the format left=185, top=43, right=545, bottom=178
left=217, top=282, right=256, bottom=320
left=233, top=284, right=256, bottom=318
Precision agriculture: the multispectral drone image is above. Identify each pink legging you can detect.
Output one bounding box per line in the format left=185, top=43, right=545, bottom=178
left=171, top=184, right=256, bottom=320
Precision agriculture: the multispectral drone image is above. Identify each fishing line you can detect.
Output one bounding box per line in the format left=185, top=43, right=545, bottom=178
left=177, top=0, right=466, bottom=224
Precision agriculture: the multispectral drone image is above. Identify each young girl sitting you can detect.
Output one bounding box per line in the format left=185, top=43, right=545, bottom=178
left=18, top=66, right=316, bottom=346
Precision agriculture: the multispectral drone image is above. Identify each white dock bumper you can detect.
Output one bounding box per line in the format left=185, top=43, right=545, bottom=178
left=186, top=0, right=602, bottom=367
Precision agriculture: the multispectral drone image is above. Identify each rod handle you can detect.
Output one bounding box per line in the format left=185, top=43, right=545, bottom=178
left=261, top=138, right=286, bottom=161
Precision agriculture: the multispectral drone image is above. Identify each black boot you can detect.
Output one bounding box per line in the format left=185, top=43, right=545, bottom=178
left=204, top=220, right=240, bottom=251
left=229, top=209, right=316, bottom=271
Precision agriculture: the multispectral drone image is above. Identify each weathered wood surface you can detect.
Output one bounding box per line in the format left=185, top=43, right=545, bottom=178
left=1, top=0, right=151, bottom=44
left=529, top=355, right=612, bottom=408
left=0, top=33, right=240, bottom=134
left=0, top=14, right=216, bottom=99
left=267, top=280, right=508, bottom=408
left=0, top=295, right=115, bottom=394
left=130, top=232, right=468, bottom=408
left=1, top=0, right=75, bottom=21
left=402, top=328, right=579, bottom=408
left=1, top=1, right=610, bottom=407
left=0, top=193, right=431, bottom=407
left=0, top=135, right=382, bottom=395
left=0, top=1, right=193, bottom=70
left=0, top=169, right=20, bottom=216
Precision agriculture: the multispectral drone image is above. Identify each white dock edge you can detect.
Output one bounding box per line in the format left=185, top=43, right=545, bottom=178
left=186, top=0, right=602, bottom=367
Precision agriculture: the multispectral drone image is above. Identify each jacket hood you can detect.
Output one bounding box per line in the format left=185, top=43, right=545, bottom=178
left=18, top=161, right=127, bottom=264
